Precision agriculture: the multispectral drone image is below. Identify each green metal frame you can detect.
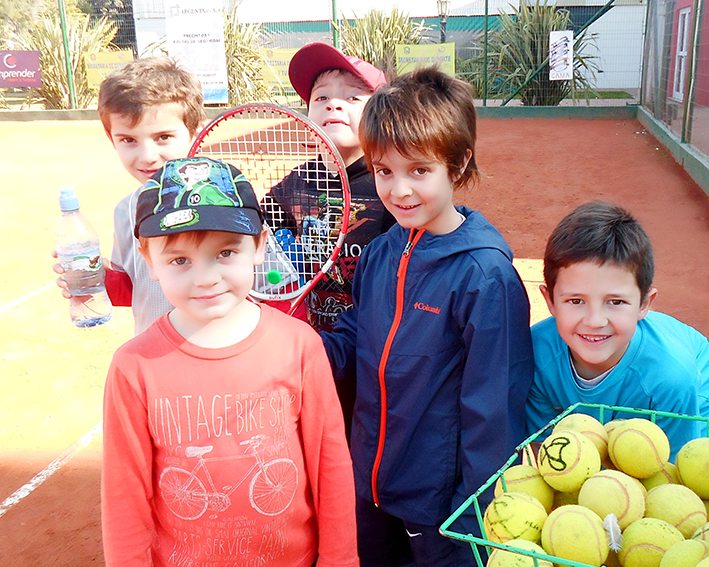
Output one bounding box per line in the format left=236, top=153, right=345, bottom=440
left=681, top=0, right=704, bottom=144
left=439, top=402, right=709, bottom=567
left=57, top=0, right=77, bottom=109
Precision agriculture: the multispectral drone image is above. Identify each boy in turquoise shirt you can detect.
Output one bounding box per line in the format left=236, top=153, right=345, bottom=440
left=526, top=201, right=709, bottom=457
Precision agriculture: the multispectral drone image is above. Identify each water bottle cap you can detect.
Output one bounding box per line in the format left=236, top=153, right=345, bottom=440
left=59, top=187, right=80, bottom=211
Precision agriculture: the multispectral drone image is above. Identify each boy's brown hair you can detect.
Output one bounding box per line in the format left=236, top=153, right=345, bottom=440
left=359, top=66, right=478, bottom=189
left=98, top=56, right=206, bottom=137
left=544, top=200, right=655, bottom=300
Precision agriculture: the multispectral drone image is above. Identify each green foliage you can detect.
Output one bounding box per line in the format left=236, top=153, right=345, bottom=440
left=467, top=1, right=600, bottom=106
left=223, top=7, right=273, bottom=106
left=0, top=0, right=45, bottom=47
left=11, top=4, right=116, bottom=109
left=340, top=7, right=426, bottom=79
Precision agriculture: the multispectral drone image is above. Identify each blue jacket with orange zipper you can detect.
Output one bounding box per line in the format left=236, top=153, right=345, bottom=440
left=321, top=206, right=534, bottom=528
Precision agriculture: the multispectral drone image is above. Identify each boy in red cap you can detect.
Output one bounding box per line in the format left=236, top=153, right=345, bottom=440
left=287, top=42, right=394, bottom=331
left=282, top=43, right=396, bottom=438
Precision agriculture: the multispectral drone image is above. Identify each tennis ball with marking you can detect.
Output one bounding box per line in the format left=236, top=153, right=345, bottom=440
left=618, top=518, right=685, bottom=567
left=602, top=420, right=627, bottom=469
left=538, top=430, right=601, bottom=492
left=483, top=492, right=548, bottom=544
left=495, top=465, right=555, bottom=513
left=486, top=539, right=553, bottom=567
left=645, top=484, right=708, bottom=538
left=608, top=418, right=670, bottom=479
left=659, top=539, right=709, bottom=567
left=540, top=504, right=609, bottom=567
left=554, top=413, right=609, bottom=462
left=676, top=437, right=709, bottom=499
left=578, top=469, right=645, bottom=529
left=642, top=462, right=680, bottom=491
left=604, top=419, right=626, bottom=436
left=694, top=523, right=709, bottom=542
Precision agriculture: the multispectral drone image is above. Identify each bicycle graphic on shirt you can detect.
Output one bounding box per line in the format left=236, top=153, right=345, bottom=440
left=159, top=434, right=298, bottom=521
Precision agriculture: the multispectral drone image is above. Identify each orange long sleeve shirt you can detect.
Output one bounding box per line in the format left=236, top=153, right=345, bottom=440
left=102, top=307, right=358, bottom=567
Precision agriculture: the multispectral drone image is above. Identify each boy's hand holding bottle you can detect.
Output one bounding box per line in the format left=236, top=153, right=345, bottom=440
left=55, top=187, right=112, bottom=327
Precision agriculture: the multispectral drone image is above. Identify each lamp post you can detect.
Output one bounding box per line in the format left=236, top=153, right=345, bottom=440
left=437, top=0, right=451, bottom=44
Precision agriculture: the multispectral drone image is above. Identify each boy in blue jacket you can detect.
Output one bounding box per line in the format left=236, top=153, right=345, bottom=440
left=321, top=67, right=534, bottom=567
left=526, top=200, right=709, bottom=457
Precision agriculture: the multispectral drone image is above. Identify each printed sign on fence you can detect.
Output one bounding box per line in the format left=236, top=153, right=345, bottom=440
left=260, top=48, right=299, bottom=89
left=165, top=0, right=229, bottom=104
left=85, top=51, right=134, bottom=89
left=0, top=51, right=42, bottom=88
left=549, top=31, right=574, bottom=81
left=395, top=43, right=455, bottom=76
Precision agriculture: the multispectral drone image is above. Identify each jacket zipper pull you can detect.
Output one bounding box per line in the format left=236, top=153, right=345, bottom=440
left=397, top=230, right=417, bottom=278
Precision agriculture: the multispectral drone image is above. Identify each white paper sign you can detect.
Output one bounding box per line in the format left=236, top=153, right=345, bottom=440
left=165, top=0, right=229, bottom=104
left=549, top=30, right=574, bottom=81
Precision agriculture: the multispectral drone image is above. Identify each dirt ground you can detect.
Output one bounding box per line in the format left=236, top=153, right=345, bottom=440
left=2, top=116, right=709, bottom=566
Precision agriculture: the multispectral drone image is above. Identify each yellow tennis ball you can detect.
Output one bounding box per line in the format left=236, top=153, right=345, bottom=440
left=554, top=413, right=609, bottom=462
left=693, top=522, right=709, bottom=542
left=645, top=484, right=708, bottom=538
left=608, top=418, right=670, bottom=479
left=632, top=475, right=648, bottom=496
left=642, top=462, right=680, bottom=491
left=538, top=430, right=601, bottom=493
left=483, top=492, right=548, bottom=544
left=486, top=539, right=553, bottom=567
left=618, top=518, right=685, bottom=567
left=604, top=419, right=626, bottom=436
left=659, top=539, right=709, bottom=567
left=495, top=465, right=555, bottom=513
left=697, top=559, right=709, bottom=567
left=676, top=437, right=709, bottom=499
left=540, top=504, right=609, bottom=567
left=578, top=470, right=646, bottom=529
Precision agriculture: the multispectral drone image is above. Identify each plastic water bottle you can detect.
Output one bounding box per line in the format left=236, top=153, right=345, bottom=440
left=56, top=187, right=112, bottom=327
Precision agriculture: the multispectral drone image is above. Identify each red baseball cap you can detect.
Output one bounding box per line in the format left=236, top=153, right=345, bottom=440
left=288, top=42, right=387, bottom=104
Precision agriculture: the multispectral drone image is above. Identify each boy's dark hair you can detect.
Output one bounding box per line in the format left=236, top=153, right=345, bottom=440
left=544, top=201, right=655, bottom=300
left=359, top=66, right=478, bottom=189
left=98, top=56, right=206, bottom=137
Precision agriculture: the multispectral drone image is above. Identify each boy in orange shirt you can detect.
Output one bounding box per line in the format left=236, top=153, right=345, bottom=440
left=101, top=157, right=358, bottom=567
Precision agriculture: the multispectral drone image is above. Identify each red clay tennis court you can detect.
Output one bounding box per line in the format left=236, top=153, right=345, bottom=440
left=1, top=115, right=708, bottom=566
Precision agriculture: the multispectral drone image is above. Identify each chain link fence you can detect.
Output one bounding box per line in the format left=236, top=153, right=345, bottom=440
left=642, top=0, right=708, bottom=160
left=0, top=0, right=687, bottom=113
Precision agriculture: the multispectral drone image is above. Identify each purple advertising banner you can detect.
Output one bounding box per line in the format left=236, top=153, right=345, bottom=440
left=0, top=51, right=42, bottom=88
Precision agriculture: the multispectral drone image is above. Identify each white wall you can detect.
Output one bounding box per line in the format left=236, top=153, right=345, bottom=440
left=584, top=5, right=646, bottom=90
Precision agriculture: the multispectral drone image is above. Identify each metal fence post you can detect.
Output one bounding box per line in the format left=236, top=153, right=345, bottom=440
left=332, top=0, right=340, bottom=49
left=57, top=0, right=77, bottom=109
left=483, top=0, right=489, bottom=106
left=681, top=0, right=704, bottom=144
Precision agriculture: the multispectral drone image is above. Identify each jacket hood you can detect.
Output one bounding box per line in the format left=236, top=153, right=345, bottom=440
left=386, top=206, right=514, bottom=267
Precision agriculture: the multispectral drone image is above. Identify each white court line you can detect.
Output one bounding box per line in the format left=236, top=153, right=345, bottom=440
left=0, top=421, right=103, bottom=520
left=0, top=283, right=54, bottom=314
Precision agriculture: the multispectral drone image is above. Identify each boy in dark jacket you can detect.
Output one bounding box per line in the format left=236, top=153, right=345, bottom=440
left=321, top=67, right=534, bottom=567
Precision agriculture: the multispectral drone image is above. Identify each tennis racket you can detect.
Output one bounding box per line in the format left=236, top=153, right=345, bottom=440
left=188, top=103, right=351, bottom=315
